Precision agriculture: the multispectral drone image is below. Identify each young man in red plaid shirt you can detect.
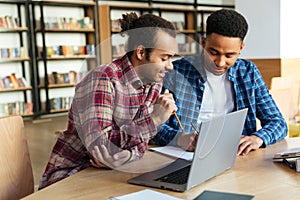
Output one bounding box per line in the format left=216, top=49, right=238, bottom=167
left=39, top=13, right=177, bottom=189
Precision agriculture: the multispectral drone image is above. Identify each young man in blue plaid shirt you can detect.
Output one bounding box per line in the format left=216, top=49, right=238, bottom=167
left=152, top=9, right=287, bottom=155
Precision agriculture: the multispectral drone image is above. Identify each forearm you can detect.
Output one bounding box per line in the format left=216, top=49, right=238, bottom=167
left=82, top=112, right=157, bottom=158
left=255, top=116, right=287, bottom=146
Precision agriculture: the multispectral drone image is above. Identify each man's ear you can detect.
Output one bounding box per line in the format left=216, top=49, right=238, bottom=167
left=201, top=36, right=206, bottom=48
left=136, top=45, right=145, bottom=61
left=240, top=42, right=245, bottom=51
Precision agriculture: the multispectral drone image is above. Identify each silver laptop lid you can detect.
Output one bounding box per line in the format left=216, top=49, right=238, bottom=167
left=187, top=108, right=248, bottom=190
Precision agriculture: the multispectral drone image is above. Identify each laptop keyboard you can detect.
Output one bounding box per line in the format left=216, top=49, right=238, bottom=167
left=154, top=165, right=191, bottom=185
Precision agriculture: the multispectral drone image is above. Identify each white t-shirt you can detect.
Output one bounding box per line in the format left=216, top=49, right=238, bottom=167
left=197, top=69, right=234, bottom=124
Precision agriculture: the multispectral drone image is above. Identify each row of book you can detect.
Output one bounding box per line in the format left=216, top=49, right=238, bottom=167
left=48, top=71, right=77, bottom=85
left=112, top=42, right=198, bottom=57
left=0, top=16, right=20, bottom=29
left=0, top=74, right=30, bottom=89
left=0, top=47, right=25, bottom=59
left=173, top=21, right=185, bottom=31
left=112, top=44, right=126, bottom=57
left=0, top=102, right=33, bottom=117
left=37, top=16, right=94, bottom=30
left=38, top=45, right=95, bottom=58
left=50, top=96, right=73, bottom=111
left=112, top=42, right=198, bottom=55
left=111, top=19, right=120, bottom=31
left=110, top=20, right=185, bottom=31
left=177, top=42, right=197, bottom=54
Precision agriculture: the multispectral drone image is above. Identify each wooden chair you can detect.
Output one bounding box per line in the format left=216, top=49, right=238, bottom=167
left=269, top=88, right=291, bottom=125
left=0, top=116, right=34, bottom=200
left=256, top=79, right=294, bottom=132
left=271, top=77, right=299, bottom=120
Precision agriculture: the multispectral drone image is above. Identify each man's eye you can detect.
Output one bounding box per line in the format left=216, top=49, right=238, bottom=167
left=210, top=51, right=218, bottom=56
left=226, top=54, right=235, bottom=58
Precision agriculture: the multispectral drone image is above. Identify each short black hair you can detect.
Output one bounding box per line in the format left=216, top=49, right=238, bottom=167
left=206, top=9, right=248, bottom=41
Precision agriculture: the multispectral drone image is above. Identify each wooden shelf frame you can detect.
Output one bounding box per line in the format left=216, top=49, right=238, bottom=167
left=0, top=0, right=37, bottom=117
left=31, top=0, right=99, bottom=115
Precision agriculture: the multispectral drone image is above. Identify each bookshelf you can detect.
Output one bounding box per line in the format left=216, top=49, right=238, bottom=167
left=0, top=0, right=35, bottom=117
left=99, top=4, right=152, bottom=64
left=98, top=1, right=234, bottom=63
left=31, top=0, right=99, bottom=115
left=154, top=7, right=198, bottom=57
left=0, top=0, right=233, bottom=118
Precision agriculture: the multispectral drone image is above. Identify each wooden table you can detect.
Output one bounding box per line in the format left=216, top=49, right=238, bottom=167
left=23, top=138, right=300, bottom=200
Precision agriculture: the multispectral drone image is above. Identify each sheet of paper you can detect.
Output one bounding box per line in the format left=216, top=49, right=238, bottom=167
left=150, top=146, right=194, bottom=161
left=109, top=189, right=183, bottom=200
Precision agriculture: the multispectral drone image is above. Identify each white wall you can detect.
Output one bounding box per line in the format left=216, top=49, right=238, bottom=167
left=280, top=0, right=300, bottom=58
left=223, top=0, right=235, bottom=4
left=236, top=0, right=280, bottom=59
left=237, top=0, right=300, bottom=59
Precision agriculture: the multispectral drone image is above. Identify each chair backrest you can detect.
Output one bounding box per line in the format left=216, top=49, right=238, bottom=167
left=269, top=88, right=291, bottom=124
left=0, top=116, right=34, bottom=200
left=271, top=77, right=299, bottom=120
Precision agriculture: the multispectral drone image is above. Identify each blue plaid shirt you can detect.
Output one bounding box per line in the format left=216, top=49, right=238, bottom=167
left=153, top=54, right=287, bottom=147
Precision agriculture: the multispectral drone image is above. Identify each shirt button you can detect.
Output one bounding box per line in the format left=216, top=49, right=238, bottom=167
left=200, top=87, right=204, bottom=91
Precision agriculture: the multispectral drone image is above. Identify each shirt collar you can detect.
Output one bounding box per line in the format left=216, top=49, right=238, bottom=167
left=185, top=51, right=207, bottom=82
left=119, top=55, right=145, bottom=90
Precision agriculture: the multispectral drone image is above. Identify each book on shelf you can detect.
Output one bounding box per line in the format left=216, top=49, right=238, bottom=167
left=20, top=77, right=29, bottom=87
left=47, top=71, right=77, bottom=85
left=78, top=17, right=94, bottom=29
left=0, top=101, right=33, bottom=117
left=86, top=44, right=95, bottom=56
left=68, top=70, right=77, bottom=84
left=7, top=73, right=18, bottom=89
left=16, top=78, right=24, bottom=88
left=112, top=44, right=126, bottom=57
left=39, top=45, right=94, bottom=57
left=111, top=19, right=121, bottom=31
left=0, top=48, right=9, bottom=58
left=0, top=47, right=25, bottom=59
left=3, top=77, right=11, bottom=89
left=0, top=74, right=29, bottom=89
left=173, top=21, right=185, bottom=31
left=0, top=17, right=7, bottom=28
left=0, top=79, right=4, bottom=88
left=0, top=15, right=19, bottom=29
left=177, top=42, right=197, bottom=54
left=50, top=96, right=73, bottom=111
left=38, top=16, right=94, bottom=30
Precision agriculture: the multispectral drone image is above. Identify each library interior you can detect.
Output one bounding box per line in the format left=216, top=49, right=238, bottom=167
left=1, top=0, right=300, bottom=199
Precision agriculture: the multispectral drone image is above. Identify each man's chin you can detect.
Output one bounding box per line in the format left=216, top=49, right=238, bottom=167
left=212, top=71, right=225, bottom=76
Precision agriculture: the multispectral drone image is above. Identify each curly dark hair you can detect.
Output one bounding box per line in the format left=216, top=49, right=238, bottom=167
left=119, top=12, right=176, bottom=60
left=206, top=9, right=248, bottom=41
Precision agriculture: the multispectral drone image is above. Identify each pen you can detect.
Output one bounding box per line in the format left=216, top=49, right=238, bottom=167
left=164, top=89, right=184, bottom=132
left=191, top=122, right=200, bottom=136
left=173, top=111, right=184, bottom=132
left=283, top=158, right=295, bottom=170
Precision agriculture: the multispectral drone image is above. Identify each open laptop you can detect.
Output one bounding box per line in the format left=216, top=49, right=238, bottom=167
left=128, top=108, right=248, bottom=192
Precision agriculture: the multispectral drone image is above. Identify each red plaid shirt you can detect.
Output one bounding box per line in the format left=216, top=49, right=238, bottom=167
left=39, top=55, right=162, bottom=189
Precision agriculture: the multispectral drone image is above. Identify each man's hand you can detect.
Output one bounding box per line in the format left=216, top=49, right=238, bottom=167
left=177, top=133, right=198, bottom=152
left=151, top=89, right=177, bottom=126
left=90, top=145, right=131, bottom=169
left=237, top=135, right=263, bottom=156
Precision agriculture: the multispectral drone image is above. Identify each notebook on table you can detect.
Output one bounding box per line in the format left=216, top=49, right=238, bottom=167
left=128, top=108, right=248, bottom=192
